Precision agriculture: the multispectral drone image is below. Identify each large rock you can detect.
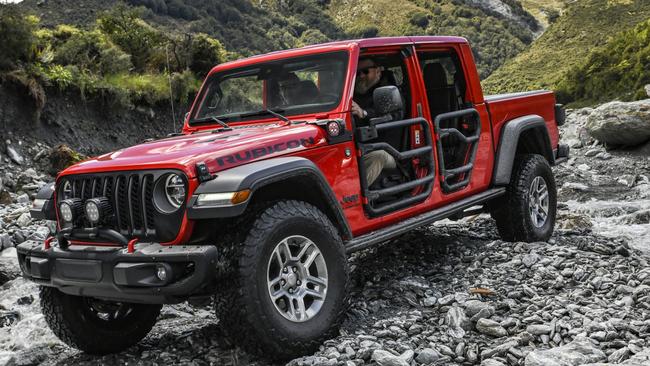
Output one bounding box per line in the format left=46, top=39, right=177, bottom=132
left=524, top=336, right=606, bottom=366
left=5, top=145, right=24, bottom=165
left=476, top=318, right=508, bottom=338
left=0, top=256, right=20, bottom=286
left=371, top=350, right=411, bottom=366
left=585, top=99, right=650, bottom=146
left=582, top=348, right=650, bottom=366
left=445, top=305, right=470, bottom=338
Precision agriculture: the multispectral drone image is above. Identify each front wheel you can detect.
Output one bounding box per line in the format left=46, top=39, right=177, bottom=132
left=214, top=200, right=350, bottom=360
left=491, top=154, right=557, bottom=242
left=40, top=287, right=161, bottom=354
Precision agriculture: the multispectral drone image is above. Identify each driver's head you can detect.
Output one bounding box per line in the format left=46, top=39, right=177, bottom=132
left=355, top=56, right=382, bottom=94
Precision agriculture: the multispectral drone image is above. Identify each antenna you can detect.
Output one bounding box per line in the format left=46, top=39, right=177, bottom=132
left=166, top=44, right=176, bottom=133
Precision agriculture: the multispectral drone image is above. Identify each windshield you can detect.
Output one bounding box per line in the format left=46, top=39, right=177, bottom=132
left=190, top=51, right=349, bottom=124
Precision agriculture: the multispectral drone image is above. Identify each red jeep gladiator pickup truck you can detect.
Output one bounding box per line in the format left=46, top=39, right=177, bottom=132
left=20, top=36, right=568, bottom=359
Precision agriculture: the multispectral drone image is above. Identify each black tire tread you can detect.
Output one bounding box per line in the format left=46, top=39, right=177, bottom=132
left=40, top=286, right=161, bottom=355
left=491, top=154, right=556, bottom=242
left=214, top=200, right=350, bottom=360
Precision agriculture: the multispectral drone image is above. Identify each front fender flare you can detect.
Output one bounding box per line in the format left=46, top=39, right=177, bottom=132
left=187, top=157, right=352, bottom=239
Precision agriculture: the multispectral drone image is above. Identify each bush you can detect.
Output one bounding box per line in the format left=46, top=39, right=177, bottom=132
left=349, top=25, right=379, bottom=38
left=297, top=29, right=329, bottom=47
left=43, top=64, right=74, bottom=90
left=0, top=6, right=37, bottom=70
left=188, top=34, right=226, bottom=77
left=97, top=5, right=164, bottom=71
left=55, top=30, right=132, bottom=75
left=409, top=11, right=429, bottom=28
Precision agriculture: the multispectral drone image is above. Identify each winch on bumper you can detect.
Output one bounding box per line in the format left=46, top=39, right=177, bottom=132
left=16, top=240, right=218, bottom=304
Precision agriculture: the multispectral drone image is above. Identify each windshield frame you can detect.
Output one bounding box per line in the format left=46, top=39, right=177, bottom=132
left=188, top=50, right=351, bottom=126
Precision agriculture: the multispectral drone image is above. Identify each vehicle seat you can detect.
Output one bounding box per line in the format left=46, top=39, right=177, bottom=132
left=423, top=63, right=455, bottom=119
left=294, top=80, right=319, bottom=105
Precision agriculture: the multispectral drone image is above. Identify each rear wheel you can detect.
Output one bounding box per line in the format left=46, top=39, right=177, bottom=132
left=214, top=200, right=349, bottom=360
left=40, top=287, right=161, bottom=354
left=491, top=154, right=557, bottom=242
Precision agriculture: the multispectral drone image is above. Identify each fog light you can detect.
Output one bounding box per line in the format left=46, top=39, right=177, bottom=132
left=59, top=198, right=82, bottom=223
left=84, top=197, right=111, bottom=224
left=156, top=265, right=168, bottom=281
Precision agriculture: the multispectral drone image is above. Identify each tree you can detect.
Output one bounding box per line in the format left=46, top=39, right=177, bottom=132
left=0, top=6, right=37, bottom=70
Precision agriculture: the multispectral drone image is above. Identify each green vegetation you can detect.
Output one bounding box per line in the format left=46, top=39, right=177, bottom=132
left=0, top=4, right=225, bottom=111
left=556, top=18, right=650, bottom=105
left=327, top=0, right=540, bottom=78
left=483, top=0, right=650, bottom=102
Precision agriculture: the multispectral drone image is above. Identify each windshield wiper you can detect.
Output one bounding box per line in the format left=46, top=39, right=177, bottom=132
left=191, top=115, right=230, bottom=128
left=239, top=108, right=290, bottom=124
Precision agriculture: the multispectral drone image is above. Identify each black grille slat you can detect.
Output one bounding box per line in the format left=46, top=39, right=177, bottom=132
left=144, top=175, right=155, bottom=237
left=117, top=176, right=129, bottom=233
left=128, top=175, right=143, bottom=235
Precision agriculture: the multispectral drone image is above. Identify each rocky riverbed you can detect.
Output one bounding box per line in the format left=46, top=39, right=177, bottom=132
left=0, top=102, right=649, bottom=366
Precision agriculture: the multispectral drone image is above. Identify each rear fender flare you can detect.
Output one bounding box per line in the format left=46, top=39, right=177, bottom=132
left=492, top=115, right=554, bottom=185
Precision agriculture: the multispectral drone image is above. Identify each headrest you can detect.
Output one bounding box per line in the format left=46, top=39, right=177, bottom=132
left=423, top=63, right=448, bottom=89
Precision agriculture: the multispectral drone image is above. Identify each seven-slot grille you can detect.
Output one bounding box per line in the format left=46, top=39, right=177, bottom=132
left=57, top=171, right=183, bottom=242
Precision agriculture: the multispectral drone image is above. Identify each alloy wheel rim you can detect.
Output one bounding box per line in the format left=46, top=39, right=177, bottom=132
left=266, top=235, right=328, bottom=322
left=529, top=176, right=549, bottom=228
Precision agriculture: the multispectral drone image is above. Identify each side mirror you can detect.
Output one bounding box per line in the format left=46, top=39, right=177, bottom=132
left=373, top=86, right=403, bottom=115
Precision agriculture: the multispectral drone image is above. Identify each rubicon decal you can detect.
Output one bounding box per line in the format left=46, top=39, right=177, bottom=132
left=215, top=137, right=316, bottom=167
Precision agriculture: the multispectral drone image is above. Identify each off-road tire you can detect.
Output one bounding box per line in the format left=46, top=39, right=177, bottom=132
left=214, top=200, right=350, bottom=360
left=491, top=154, right=557, bottom=242
left=40, top=287, right=161, bottom=354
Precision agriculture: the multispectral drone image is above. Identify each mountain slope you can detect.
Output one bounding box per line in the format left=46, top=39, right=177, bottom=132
left=326, top=0, right=540, bottom=77
left=19, top=0, right=542, bottom=79
left=482, top=0, right=650, bottom=95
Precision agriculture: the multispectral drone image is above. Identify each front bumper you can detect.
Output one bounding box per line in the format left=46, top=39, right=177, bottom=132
left=16, top=241, right=218, bottom=304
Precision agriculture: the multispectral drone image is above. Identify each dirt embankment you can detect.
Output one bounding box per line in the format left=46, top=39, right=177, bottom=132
left=0, top=83, right=185, bottom=157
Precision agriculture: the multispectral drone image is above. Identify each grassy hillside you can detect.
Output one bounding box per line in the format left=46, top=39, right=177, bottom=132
left=482, top=0, right=650, bottom=96
left=17, top=0, right=542, bottom=79
left=557, top=18, right=650, bottom=105
left=327, top=0, right=540, bottom=78
left=518, top=0, right=567, bottom=28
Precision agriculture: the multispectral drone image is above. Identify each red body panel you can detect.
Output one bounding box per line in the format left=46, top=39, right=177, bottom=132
left=57, top=36, right=561, bottom=242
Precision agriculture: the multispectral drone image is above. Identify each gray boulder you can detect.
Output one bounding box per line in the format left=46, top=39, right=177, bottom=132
left=585, top=99, right=650, bottom=146
left=0, top=255, right=20, bottom=286
left=476, top=318, right=508, bottom=338
left=445, top=305, right=470, bottom=338
left=524, top=336, right=606, bottom=366
left=371, top=350, right=411, bottom=366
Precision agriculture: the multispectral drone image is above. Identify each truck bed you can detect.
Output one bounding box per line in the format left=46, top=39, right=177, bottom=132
left=484, top=90, right=560, bottom=151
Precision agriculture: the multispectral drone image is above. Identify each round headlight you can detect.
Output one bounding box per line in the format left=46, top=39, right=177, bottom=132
left=165, top=174, right=186, bottom=209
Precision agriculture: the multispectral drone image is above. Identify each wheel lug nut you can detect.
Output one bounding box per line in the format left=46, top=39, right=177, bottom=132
left=296, top=280, right=301, bottom=286
left=288, top=288, right=294, bottom=294
left=280, top=279, right=286, bottom=286
left=292, top=267, right=297, bottom=272
left=283, top=267, right=288, bottom=273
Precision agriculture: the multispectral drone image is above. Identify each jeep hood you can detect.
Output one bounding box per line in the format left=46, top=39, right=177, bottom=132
left=61, top=123, right=326, bottom=179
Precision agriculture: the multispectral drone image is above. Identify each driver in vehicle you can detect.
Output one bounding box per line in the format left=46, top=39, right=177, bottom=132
left=351, top=56, right=398, bottom=186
